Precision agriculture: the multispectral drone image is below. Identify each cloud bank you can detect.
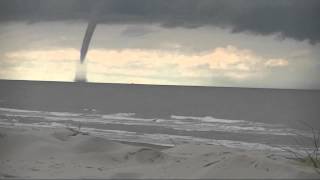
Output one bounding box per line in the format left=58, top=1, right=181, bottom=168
left=4, top=46, right=289, bottom=82
left=0, top=0, right=319, bottom=43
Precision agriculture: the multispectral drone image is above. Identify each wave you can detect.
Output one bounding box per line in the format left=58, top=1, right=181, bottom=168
left=171, top=115, right=246, bottom=123
left=0, top=121, right=286, bottom=152
left=0, top=107, right=310, bottom=137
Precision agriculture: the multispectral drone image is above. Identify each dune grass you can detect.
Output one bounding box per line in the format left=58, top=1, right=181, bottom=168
left=283, top=124, right=319, bottom=174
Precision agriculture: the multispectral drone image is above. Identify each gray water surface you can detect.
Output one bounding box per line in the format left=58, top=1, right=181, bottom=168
left=0, top=80, right=319, bottom=151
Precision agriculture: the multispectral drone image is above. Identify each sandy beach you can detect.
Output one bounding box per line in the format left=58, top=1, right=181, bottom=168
left=0, top=126, right=319, bottom=179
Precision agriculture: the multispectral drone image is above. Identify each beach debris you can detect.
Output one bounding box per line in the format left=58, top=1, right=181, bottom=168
left=203, top=160, right=220, bottom=167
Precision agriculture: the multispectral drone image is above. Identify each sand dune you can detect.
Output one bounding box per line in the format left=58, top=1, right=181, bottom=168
left=0, top=126, right=319, bottom=179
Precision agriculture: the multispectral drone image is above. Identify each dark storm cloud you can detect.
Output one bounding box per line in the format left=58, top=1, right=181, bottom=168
left=0, top=0, right=319, bottom=43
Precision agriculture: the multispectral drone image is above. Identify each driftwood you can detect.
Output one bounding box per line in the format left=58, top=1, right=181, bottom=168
left=66, top=127, right=89, bottom=136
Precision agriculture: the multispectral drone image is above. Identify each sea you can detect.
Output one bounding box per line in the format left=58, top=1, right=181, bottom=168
left=0, top=80, right=319, bottom=152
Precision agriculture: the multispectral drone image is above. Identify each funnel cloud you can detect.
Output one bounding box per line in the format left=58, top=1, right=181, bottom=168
left=80, top=20, right=97, bottom=63
left=75, top=1, right=103, bottom=82
left=75, top=20, right=97, bottom=82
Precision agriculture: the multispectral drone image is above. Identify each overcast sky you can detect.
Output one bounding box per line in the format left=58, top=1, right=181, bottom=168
left=0, top=0, right=320, bottom=89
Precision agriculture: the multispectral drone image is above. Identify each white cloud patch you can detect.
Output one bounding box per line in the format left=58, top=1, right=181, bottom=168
left=5, top=48, right=78, bottom=62
left=265, top=59, right=289, bottom=67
